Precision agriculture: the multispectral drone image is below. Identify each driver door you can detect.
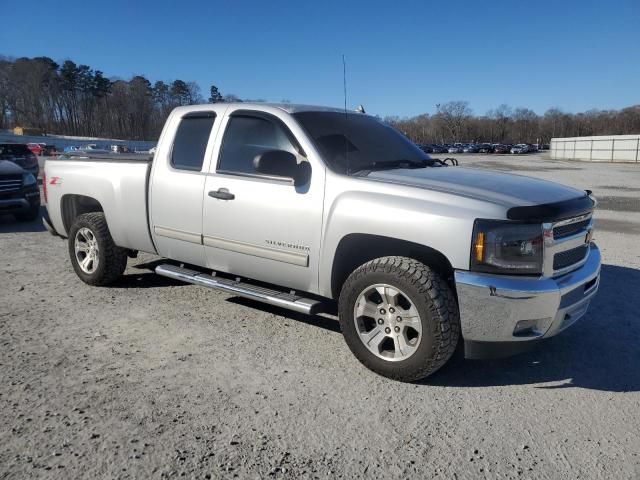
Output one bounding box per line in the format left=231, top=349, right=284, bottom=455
left=202, top=110, right=325, bottom=293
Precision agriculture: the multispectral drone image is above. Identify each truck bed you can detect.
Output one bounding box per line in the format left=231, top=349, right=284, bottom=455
left=44, top=155, right=156, bottom=254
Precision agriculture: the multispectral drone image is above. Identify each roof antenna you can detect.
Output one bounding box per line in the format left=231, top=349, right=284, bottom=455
left=342, top=54, right=350, bottom=175
left=342, top=54, right=348, bottom=115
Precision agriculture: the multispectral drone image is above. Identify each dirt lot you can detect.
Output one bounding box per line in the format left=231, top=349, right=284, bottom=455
left=1, top=153, right=639, bottom=479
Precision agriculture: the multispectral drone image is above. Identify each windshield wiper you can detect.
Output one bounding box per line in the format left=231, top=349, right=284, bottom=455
left=351, top=159, right=433, bottom=174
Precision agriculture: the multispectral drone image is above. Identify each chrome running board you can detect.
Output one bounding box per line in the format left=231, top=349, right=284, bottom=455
left=155, top=264, right=321, bottom=315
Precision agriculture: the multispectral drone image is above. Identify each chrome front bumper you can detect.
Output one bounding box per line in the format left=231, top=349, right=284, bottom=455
left=455, top=243, right=601, bottom=350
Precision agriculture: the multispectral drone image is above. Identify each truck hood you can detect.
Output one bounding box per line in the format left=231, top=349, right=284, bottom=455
left=366, top=166, right=586, bottom=208
left=0, top=160, right=26, bottom=176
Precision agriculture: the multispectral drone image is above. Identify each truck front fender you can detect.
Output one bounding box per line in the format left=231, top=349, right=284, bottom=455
left=318, top=189, right=502, bottom=299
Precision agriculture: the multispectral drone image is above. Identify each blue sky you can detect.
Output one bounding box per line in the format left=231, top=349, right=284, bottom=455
left=2, top=0, right=638, bottom=118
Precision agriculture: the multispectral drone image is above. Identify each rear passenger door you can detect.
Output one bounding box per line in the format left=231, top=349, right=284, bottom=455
left=150, top=109, right=222, bottom=266
left=202, top=109, right=325, bottom=293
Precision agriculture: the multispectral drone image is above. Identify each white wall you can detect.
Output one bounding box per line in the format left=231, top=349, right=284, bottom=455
left=551, top=134, right=640, bottom=162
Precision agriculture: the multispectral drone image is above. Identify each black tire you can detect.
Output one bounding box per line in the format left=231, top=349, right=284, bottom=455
left=14, top=204, right=40, bottom=222
left=338, top=256, right=460, bottom=382
left=67, top=212, right=127, bottom=286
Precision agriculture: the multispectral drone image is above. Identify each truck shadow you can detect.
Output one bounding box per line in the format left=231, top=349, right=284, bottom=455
left=226, top=297, right=341, bottom=334
left=107, top=260, right=187, bottom=288
left=0, top=207, right=47, bottom=233
left=425, top=264, right=640, bottom=392
left=110, top=272, right=187, bottom=288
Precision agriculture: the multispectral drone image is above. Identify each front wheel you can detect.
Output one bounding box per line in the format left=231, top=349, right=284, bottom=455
left=338, top=256, right=460, bottom=382
left=68, top=212, right=127, bottom=286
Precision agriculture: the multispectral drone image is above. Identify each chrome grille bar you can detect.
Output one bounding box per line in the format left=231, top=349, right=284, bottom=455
left=543, top=213, right=593, bottom=277
left=0, top=180, right=23, bottom=192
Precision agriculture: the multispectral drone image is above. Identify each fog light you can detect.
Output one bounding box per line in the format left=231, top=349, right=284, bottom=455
left=513, top=319, right=546, bottom=337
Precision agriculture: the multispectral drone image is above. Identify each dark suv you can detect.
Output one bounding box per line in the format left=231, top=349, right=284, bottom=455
left=0, top=159, right=41, bottom=221
left=0, top=143, right=40, bottom=176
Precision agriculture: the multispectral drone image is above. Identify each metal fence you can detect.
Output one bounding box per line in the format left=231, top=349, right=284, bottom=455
left=550, top=135, right=640, bottom=163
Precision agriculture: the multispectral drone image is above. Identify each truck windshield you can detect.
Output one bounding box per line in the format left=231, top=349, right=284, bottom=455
left=293, top=111, right=433, bottom=174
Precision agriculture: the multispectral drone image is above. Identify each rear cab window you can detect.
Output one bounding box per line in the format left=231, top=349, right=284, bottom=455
left=171, top=112, right=216, bottom=171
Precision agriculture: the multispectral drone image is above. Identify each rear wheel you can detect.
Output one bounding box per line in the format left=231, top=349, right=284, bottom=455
left=338, top=256, right=460, bottom=382
left=68, top=212, right=127, bottom=285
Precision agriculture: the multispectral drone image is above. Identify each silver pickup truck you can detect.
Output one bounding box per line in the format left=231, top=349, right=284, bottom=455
left=43, top=103, right=600, bottom=381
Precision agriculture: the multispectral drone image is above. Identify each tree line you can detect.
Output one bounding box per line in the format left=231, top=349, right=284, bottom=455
left=0, top=56, right=241, bottom=140
left=1, top=56, right=639, bottom=143
left=385, top=101, right=640, bottom=145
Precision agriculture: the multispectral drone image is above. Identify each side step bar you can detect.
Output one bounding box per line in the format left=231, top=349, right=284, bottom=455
left=155, top=264, right=322, bottom=315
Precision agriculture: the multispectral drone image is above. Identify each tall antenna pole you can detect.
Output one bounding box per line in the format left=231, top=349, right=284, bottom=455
left=342, top=54, right=347, bottom=115
left=342, top=54, right=349, bottom=175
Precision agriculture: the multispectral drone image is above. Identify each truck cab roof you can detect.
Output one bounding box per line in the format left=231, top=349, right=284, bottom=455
left=172, top=102, right=353, bottom=115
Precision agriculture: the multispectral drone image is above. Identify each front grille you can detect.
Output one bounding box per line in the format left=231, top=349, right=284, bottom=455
left=553, top=218, right=591, bottom=239
left=554, top=245, right=588, bottom=270
left=0, top=175, right=22, bottom=193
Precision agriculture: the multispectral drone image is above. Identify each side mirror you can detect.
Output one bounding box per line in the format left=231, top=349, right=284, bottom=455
left=253, top=150, right=311, bottom=186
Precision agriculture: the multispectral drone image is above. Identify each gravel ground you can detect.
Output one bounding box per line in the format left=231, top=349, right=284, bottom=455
left=1, top=153, right=639, bottom=479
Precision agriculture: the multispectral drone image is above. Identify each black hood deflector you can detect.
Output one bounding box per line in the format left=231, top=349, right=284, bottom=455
left=507, top=194, right=595, bottom=222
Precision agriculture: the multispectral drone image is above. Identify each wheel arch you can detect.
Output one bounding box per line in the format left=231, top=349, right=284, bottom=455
left=330, top=233, right=456, bottom=300
left=61, top=194, right=104, bottom=235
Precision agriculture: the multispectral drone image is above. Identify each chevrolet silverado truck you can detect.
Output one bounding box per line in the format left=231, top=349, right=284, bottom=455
left=42, top=103, right=600, bottom=381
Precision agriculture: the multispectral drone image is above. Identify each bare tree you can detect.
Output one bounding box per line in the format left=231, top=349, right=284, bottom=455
left=435, top=101, right=472, bottom=142
left=487, top=104, right=512, bottom=142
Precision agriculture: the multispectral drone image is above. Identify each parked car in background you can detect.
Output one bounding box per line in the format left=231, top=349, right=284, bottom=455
left=63, top=146, right=80, bottom=153
left=0, top=160, right=41, bottom=221
left=493, top=144, right=511, bottom=154
left=448, top=145, right=463, bottom=153
left=42, top=145, right=57, bottom=156
left=110, top=145, right=130, bottom=153
left=0, top=143, right=39, bottom=176
left=417, top=144, right=433, bottom=153
left=463, top=144, right=479, bottom=153
left=431, top=145, right=447, bottom=154
left=79, top=144, right=112, bottom=154
left=478, top=144, right=494, bottom=153
left=27, top=143, right=46, bottom=156
left=510, top=144, right=530, bottom=154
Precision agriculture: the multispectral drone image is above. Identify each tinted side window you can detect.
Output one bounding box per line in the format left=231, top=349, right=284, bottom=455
left=217, top=116, right=297, bottom=174
left=171, top=114, right=216, bottom=171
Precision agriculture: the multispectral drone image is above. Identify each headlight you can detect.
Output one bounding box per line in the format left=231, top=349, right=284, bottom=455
left=470, top=219, right=543, bottom=275
left=23, top=173, right=37, bottom=187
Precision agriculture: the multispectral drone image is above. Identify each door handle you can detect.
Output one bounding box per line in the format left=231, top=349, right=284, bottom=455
left=208, top=188, right=235, bottom=200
